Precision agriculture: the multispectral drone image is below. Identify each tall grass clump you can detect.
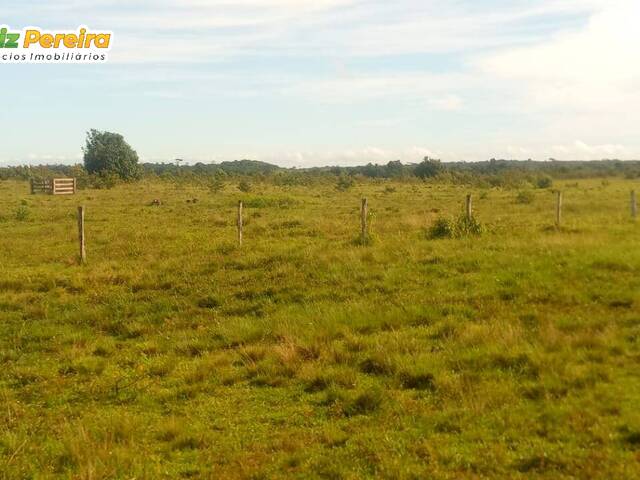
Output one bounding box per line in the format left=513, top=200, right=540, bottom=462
left=429, top=214, right=484, bottom=239
left=15, top=204, right=30, bottom=221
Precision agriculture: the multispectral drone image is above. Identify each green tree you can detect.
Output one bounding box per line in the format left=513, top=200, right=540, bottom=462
left=386, top=160, right=404, bottom=177
left=414, top=157, right=443, bottom=179
left=83, top=129, right=141, bottom=180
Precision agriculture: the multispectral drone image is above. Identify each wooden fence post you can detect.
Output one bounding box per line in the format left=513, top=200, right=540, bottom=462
left=556, top=191, right=563, bottom=227
left=361, top=198, right=368, bottom=244
left=77, top=206, right=86, bottom=263
left=237, top=200, right=243, bottom=246
left=465, top=194, right=472, bottom=220
left=631, top=190, right=637, bottom=220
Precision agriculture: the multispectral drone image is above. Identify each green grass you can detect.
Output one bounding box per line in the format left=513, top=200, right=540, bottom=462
left=1, top=177, right=640, bottom=479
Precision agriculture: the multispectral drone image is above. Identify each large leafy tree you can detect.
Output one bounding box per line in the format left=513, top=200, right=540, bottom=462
left=83, top=129, right=141, bottom=180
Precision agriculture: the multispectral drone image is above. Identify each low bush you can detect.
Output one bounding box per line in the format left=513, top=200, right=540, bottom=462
left=238, top=180, right=252, bottom=193
left=429, top=217, right=455, bottom=239
left=455, top=214, right=484, bottom=236
left=429, top=214, right=484, bottom=239
left=515, top=190, right=534, bottom=204
left=243, top=196, right=299, bottom=209
left=536, top=175, right=553, bottom=189
left=208, top=177, right=225, bottom=193
left=77, top=172, right=120, bottom=190
left=336, top=176, right=355, bottom=191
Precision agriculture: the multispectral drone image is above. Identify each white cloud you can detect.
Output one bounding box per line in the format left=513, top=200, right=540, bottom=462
left=572, top=141, right=627, bottom=156
left=428, top=94, right=463, bottom=111
left=142, top=90, right=185, bottom=99
left=506, top=145, right=532, bottom=157
left=356, top=117, right=405, bottom=128
left=218, top=146, right=439, bottom=167
left=476, top=0, right=640, bottom=113
left=285, top=73, right=469, bottom=104
left=23, top=152, right=82, bottom=162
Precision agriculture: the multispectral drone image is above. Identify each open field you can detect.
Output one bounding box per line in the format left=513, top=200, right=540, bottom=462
left=1, top=177, right=640, bottom=479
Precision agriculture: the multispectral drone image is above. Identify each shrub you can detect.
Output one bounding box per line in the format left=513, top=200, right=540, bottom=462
left=429, top=217, right=456, bottom=239
left=515, top=190, right=534, bottom=204
left=429, top=214, right=484, bottom=239
left=536, top=175, right=553, bottom=189
left=243, top=196, right=299, bottom=209
left=74, top=174, right=91, bottom=190
left=336, top=176, right=354, bottom=191
left=208, top=172, right=226, bottom=193
left=93, top=171, right=120, bottom=189
left=456, top=214, right=484, bottom=236
left=238, top=180, right=252, bottom=193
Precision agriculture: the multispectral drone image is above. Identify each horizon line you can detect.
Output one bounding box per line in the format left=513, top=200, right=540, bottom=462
left=2, top=158, right=640, bottom=170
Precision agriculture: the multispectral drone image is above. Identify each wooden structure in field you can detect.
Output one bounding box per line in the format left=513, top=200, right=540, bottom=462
left=30, top=178, right=76, bottom=195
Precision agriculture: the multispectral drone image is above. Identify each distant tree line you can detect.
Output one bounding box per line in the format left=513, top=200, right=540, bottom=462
left=2, top=157, right=640, bottom=187
left=3, top=129, right=639, bottom=187
left=311, top=158, right=640, bottom=180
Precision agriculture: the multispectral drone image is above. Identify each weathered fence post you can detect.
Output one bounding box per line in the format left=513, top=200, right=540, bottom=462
left=77, top=206, right=86, bottom=263
left=361, top=198, right=368, bottom=244
left=631, top=190, right=637, bottom=220
left=556, top=191, right=563, bottom=227
left=237, top=200, right=243, bottom=246
left=465, top=194, right=472, bottom=220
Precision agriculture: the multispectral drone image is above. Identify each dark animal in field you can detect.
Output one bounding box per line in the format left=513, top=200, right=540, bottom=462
left=150, top=199, right=162, bottom=206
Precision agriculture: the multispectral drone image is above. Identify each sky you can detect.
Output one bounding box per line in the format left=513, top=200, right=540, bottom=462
left=1, top=0, right=639, bottom=167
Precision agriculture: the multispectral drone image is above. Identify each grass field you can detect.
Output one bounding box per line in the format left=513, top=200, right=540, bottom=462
left=1, top=177, right=640, bottom=479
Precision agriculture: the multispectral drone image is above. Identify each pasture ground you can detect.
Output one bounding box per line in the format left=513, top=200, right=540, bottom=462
left=1, top=177, right=639, bottom=478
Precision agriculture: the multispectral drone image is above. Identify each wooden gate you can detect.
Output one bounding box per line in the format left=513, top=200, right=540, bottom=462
left=30, top=178, right=76, bottom=195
